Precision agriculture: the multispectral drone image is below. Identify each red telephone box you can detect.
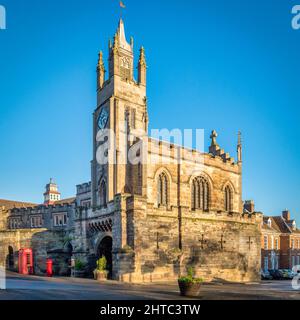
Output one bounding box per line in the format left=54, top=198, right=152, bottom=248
left=46, top=259, right=53, bottom=277
left=18, top=249, right=33, bottom=275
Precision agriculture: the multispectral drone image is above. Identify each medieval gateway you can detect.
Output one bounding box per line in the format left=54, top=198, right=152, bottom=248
left=0, top=20, right=262, bottom=283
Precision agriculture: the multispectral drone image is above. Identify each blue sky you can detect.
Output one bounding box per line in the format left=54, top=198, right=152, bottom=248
left=0, top=0, right=299, bottom=219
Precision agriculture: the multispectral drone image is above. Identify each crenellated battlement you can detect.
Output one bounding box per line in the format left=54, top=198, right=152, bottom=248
left=76, top=182, right=91, bottom=196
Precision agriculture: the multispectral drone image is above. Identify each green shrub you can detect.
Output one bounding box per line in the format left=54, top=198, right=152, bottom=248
left=96, top=256, right=107, bottom=272
left=178, top=267, right=204, bottom=284
left=74, top=259, right=85, bottom=271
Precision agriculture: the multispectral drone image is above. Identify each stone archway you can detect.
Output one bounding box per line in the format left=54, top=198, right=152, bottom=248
left=96, top=236, right=112, bottom=279
left=65, top=242, right=73, bottom=276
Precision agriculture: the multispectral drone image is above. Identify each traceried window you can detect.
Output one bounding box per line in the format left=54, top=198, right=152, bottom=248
left=224, top=185, right=233, bottom=212
left=191, top=177, right=210, bottom=211
left=120, top=57, right=131, bottom=81
left=157, top=172, right=169, bottom=207
left=131, top=109, right=136, bottom=129
left=100, top=180, right=107, bottom=207
left=125, top=109, right=130, bottom=132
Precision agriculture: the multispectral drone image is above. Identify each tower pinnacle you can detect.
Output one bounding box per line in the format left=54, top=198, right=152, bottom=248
left=237, top=131, right=242, bottom=164
left=97, top=51, right=105, bottom=90
left=138, top=46, right=147, bottom=86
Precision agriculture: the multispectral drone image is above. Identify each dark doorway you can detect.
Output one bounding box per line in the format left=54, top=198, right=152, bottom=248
left=65, top=242, right=73, bottom=276
left=97, top=236, right=112, bottom=278
left=8, top=246, right=14, bottom=270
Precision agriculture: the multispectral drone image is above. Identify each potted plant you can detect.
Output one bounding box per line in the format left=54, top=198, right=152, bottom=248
left=74, top=259, right=86, bottom=278
left=178, top=267, right=204, bottom=297
left=93, top=256, right=108, bottom=281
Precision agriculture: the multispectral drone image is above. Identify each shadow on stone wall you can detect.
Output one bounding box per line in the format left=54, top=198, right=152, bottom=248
left=30, top=230, right=72, bottom=276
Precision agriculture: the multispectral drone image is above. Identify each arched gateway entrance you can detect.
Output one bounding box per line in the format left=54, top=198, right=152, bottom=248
left=96, top=236, right=112, bottom=278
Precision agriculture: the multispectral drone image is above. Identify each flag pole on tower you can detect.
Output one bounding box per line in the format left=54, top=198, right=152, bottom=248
left=120, top=1, right=126, bottom=19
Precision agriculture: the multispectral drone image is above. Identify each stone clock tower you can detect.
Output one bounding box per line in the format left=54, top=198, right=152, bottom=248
left=91, top=19, right=148, bottom=208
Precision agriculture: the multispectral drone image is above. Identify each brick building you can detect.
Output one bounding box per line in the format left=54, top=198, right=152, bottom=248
left=261, top=210, right=300, bottom=271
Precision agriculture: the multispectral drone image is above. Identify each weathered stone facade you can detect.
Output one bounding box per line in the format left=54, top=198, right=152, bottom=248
left=79, top=19, right=262, bottom=283
left=0, top=199, right=75, bottom=275
left=0, top=19, right=262, bottom=283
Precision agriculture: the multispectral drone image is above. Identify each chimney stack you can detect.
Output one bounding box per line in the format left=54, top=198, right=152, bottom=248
left=244, top=200, right=255, bottom=213
left=282, top=210, right=290, bottom=221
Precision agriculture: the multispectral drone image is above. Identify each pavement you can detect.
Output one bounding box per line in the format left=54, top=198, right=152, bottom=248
left=0, top=272, right=300, bottom=300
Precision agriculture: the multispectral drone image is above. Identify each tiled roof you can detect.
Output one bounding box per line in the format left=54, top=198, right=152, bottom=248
left=0, top=197, right=76, bottom=213
left=54, top=198, right=76, bottom=205
left=272, top=216, right=292, bottom=233
left=265, top=215, right=300, bottom=234
left=262, top=216, right=281, bottom=233
left=0, top=199, right=38, bottom=210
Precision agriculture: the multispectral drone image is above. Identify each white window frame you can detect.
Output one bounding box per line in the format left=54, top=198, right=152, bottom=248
left=53, top=213, right=67, bottom=227
left=30, top=216, right=42, bottom=228
left=275, top=238, right=279, bottom=250
left=271, top=236, right=274, bottom=250
left=267, top=218, right=272, bottom=228
left=10, top=218, right=21, bottom=229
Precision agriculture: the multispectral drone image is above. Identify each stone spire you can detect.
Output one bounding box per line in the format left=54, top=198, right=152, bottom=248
left=138, top=46, right=147, bottom=86
left=97, top=51, right=105, bottom=90
left=108, top=19, right=134, bottom=80
left=237, top=131, right=242, bottom=164
left=116, top=18, right=132, bottom=52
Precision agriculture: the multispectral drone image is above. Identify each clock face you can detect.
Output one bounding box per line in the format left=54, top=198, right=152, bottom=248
left=97, top=108, right=109, bottom=130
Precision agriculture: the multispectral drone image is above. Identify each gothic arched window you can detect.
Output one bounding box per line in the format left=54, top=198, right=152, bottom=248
left=157, top=172, right=169, bottom=207
left=100, top=180, right=107, bottom=207
left=224, top=185, right=233, bottom=212
left=191, top=177, right=210, bottom=211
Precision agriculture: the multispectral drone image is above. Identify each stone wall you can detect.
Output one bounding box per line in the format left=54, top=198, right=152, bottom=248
left=112, top=195, right=262, bottom=283
left=0, top=228, right=71, bottom=275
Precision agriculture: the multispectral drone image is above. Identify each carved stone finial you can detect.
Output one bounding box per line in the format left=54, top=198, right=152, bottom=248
left=97, top=51, right=106, bottom=90
left=139, top=46, right=146, bottom=67
left=97, top=51, right=105, bottom=71
left=210, top=130, right=218, bottom=147
left=209, top=130, right=222, bottom=157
